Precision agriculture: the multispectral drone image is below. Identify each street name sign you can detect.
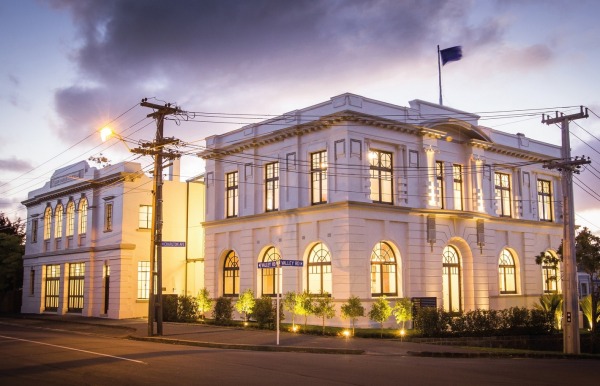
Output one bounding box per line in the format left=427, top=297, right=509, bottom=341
left=161, top=241, right=186, bottom=247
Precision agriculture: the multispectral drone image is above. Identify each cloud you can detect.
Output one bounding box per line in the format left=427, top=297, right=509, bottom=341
left=0, top=157, right=33, bottom=172
left=46, top=0, right=508, bottom=140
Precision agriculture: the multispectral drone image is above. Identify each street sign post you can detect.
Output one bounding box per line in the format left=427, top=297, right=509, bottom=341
left=256, top=259, right=303, bottom=345
left=160, top=241, right=186, bottom=247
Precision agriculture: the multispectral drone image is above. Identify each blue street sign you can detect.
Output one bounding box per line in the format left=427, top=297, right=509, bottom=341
left=280, top=260, right=304, bottom=267
left=161, top=241, right=186, bottom=247
left=258, top=261, right=278, bottom=269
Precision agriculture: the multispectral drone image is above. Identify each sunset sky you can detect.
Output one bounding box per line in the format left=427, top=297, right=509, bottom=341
left=1, top=0, right=599, bottom=231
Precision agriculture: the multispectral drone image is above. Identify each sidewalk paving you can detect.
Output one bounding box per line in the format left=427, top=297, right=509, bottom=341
left=1, top=313, right=597, bottom=359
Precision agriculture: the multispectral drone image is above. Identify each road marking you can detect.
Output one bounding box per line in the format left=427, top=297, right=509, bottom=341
left=0, top=334, right=147, bottom=364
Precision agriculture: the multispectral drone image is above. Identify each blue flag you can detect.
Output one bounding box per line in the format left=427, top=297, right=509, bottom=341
left=440, top=46, right=463, bottom=65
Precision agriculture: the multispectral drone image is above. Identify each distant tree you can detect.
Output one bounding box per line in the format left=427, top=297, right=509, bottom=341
left=283, top=291, right=298, bottom=328
left=341, top=295, right=365, bottom=336
left=295, top=290, right=314, bottom=329
left=313, top=294, right=336, bottom=335
left=369, top=296, right=392, bottom=337
left=197, top=288, right=213, bottom=321
left=0, top=213, right=25, bottom=293
left=392, top=298, right=413, bottom=330
left=235, top=289, right=256, bottom=322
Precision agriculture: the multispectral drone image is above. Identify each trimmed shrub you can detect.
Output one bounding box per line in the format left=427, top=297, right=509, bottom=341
left=162, top=294, right=178, bottom=322
left=213, top=297, right=234, bottom=325
left=177, top=295, right=199, bottom=322
left=413, top=307, right=451, bottom=337
left=253, top=297, right=283, bottom=329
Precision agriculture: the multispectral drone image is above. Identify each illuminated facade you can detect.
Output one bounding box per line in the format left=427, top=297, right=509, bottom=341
left=21, top=160, right=205, bottom=319
left=200, top=93, right=564, bottom=327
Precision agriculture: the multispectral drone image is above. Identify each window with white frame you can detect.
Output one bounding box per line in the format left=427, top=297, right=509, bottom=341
left=436, top=161, right=445, bottom=208
left=226, top=171, right=239, bottom=218
left=310, top=151, right=327, bottom=205
left=139, top=205, right=152, bottom=229
left=66, top=201, right=75, bottom=237
left=78, top=198, right=88, bottom=235
left=307, top=243, right=332, bottom=295
left=499, top=249, right=517, bottom=294
left=261, top=246, right=281, bottom=296
left=494, top=172, right=512, bottom=217
left=137, top=261, right=150, bottom=299
left=453, top=164, right=463, bottom=210
left=44, top=264, right=60, bottom=311
left=104, top=202, right=113, bottom=231
left=369, top=150, right=393, bottom=204
left=265, top=162, right=279, bottom=212
left=43, top=207, right=52, bottom=240
left=537, top=179, right=553, bottom=221
left=370, top=241, right=398, bottom=296
left=54, top=204, right=63, bottom=239
left=223, top=250, right=240, bottom=296
left=67, top=263, right=85, bottom=313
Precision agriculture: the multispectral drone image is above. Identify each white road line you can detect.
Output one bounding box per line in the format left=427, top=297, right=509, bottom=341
left=0, top=334, right=147, bottom=365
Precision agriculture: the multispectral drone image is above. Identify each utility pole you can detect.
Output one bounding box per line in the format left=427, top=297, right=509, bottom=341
left=133, top=98, right=181, bottom=336
left=542, top=106, right=589, bottom=354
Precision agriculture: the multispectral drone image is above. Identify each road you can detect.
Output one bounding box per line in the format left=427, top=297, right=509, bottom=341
left=0, top=322, right=597, bottom=385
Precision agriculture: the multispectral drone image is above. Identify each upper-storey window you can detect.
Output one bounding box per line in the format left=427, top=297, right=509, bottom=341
left=311, top=151, right=327, bottom=205
left=43, top=207, right=52, bottom=240
left=226, top=171, right=239, bottom=218
left=369, top=150, right=393, bottom=204
left=453, top=164, right=463, bottom=210
left=139, top=205, right=152, bottom=229
left=78, top=198, right=88, bottom=235
left=436, top=161, right=445, bottom=209
left=54, top=204, right=63, bottom=239
left=537, top=179, right=552, bottom=221
left=494, top=172, right=512, bottom=217
left=66, top=201, right=75, bottom=237
left=265, top=162, right=279, bottom=212
left=104, top=202, right=113, bottom=232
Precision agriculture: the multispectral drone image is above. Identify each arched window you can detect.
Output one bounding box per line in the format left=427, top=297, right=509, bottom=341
left=307, top=243, right=332, bottom=295
left=542, top=251, right=559, bottom=293
left=499, top=249, right=517, bottom=294
left=78, top=198, right=88, bottom=235
left=54, top=204, right=63, bottom=239
left=43, top=207, right=52, bottom=240
left=223, top=250, right=240, bottom=296
left=442, top=245, right=462, bottom=313
left=66, top=201, right=75, bottom=237
left=261, top=247, right=281, bottom=296
left=371, top=241, right=398, bottom=296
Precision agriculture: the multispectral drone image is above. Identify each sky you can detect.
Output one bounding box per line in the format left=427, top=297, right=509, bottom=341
left=1, top=0, right=600, bottom=232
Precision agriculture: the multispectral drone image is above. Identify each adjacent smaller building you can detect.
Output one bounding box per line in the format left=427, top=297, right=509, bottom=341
left=21, top=160, right=205, bottom=319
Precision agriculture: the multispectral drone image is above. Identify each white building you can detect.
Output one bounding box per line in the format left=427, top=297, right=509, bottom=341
left=21, top=160, right=205, bottom=319
left=200, top=93, right=564, bottom=326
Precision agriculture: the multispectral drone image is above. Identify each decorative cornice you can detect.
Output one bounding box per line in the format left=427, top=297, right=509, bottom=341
left=23, top=243, right=137, bottom=260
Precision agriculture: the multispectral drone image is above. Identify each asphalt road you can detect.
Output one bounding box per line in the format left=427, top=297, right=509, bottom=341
left=0, top=322, right=597, bottom=386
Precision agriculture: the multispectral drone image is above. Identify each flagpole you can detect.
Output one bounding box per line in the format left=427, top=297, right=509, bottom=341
left=437, top=45, right=443, bottom=105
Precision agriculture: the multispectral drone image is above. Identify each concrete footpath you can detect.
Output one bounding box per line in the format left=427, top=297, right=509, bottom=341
left=1, top=313, right=597, bottom=359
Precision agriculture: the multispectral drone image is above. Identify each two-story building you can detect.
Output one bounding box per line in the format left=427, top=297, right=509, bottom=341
left=21, top=160, right=205, bottom=319
left=200, top=93, right=563, bottom=326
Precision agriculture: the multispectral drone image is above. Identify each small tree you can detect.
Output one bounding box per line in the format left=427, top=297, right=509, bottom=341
left=341, top=295, right=364, bottom=336
left=235, top=289, right=256, bottom=322
left=295, top=290, right=314, bottom=329
left=213, top=297, right=234, bottom=325
left=197, top=288, right=213, bottom=321
left=369, top=296, right=392, bottom=337
left=313, top=294, right=336, bottom=335
left=392, top=298, right=413, bottom=330
left=283, top=291, right=298, bottom=328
